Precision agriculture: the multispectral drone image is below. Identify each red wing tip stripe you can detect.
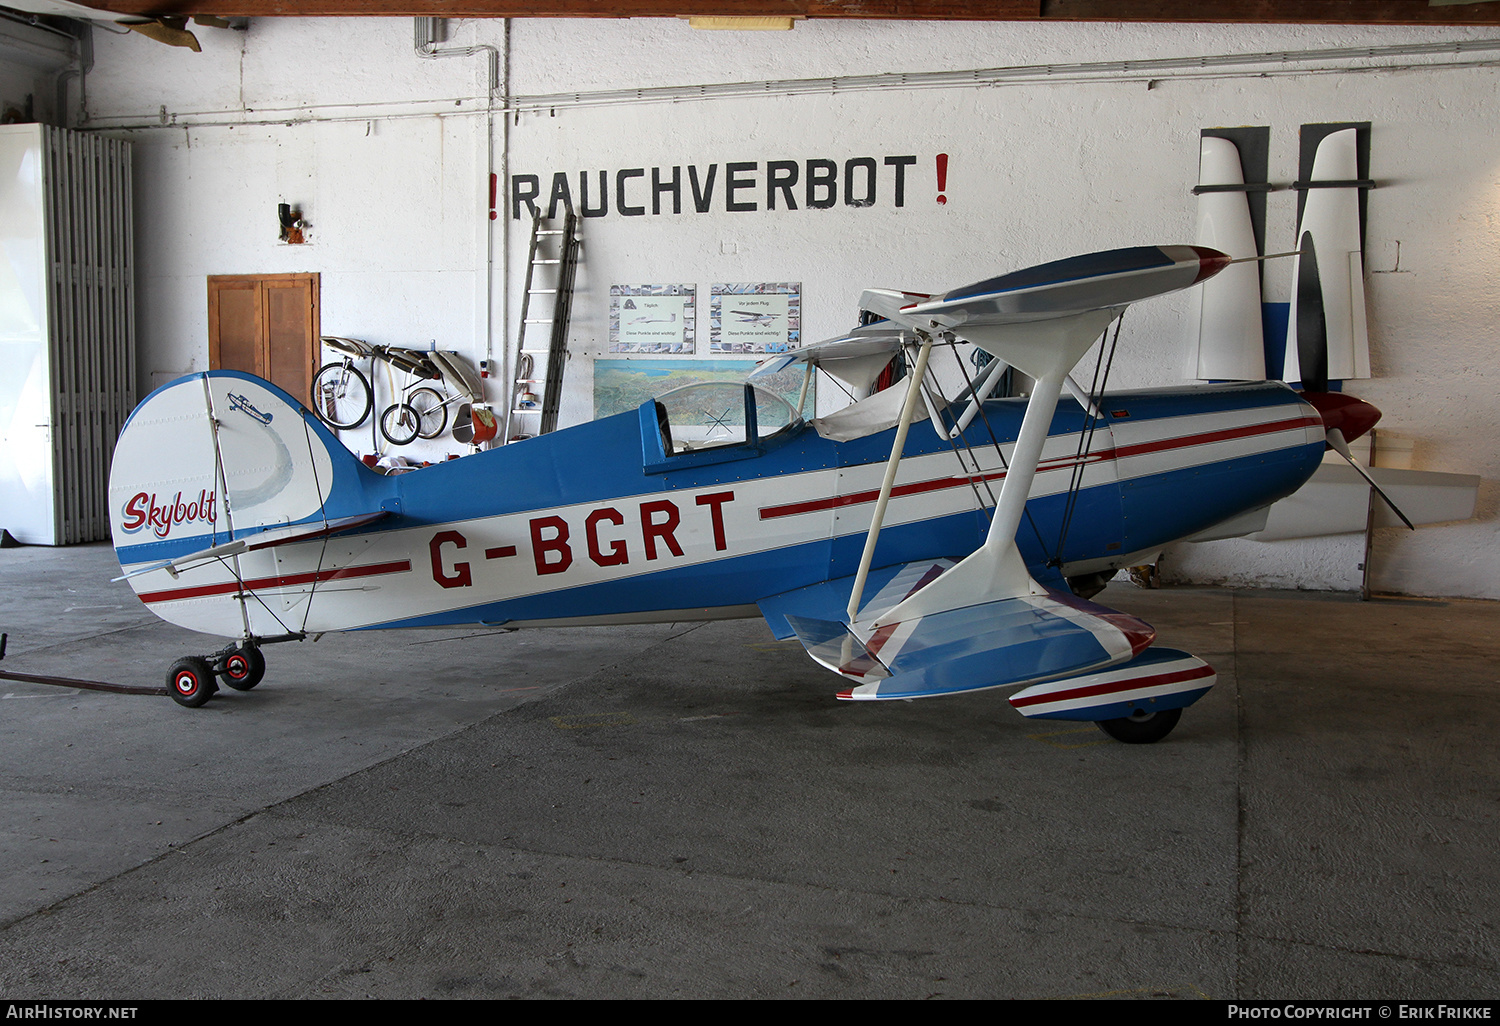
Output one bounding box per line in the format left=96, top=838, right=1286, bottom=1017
left=1009, top=665, right=1214, bottom=708
left=758, top=413, right=1323, bottom=520
left=140, top=559, right=413, bottom=604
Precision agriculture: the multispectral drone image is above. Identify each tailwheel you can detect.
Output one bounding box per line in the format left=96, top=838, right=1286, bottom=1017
left=1095, top=706, right=1181, bottom=744
left=167, top=656, right=218, bottom=708
left=220, top=644, right=265, bottom=691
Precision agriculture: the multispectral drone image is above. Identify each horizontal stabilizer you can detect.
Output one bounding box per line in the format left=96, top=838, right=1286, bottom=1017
left=1008, top=647, right=1216, bottom=721
left=111, top=511, right=390, bottom=582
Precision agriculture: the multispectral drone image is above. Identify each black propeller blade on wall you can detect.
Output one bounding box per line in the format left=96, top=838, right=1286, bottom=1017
left=1292, top=231, right=1414, bottom=530
left=1294, top=230, right=1329, bottom=394
left=1326, top=429, right=1416, bottom=530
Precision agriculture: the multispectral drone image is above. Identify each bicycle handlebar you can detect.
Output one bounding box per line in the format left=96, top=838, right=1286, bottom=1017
left=383, top=349, right=441, bottom=379
left=320, top=337, right=440, bottom=380
left=321, top=335, right=372, bottom=357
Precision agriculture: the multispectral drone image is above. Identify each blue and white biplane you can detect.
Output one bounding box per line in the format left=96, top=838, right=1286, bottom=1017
left=108, top=244, right=1366, bottom=743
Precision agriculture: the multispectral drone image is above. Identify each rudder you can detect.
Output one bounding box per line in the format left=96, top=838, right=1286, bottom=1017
left=109, top=371, right=380, bottom=637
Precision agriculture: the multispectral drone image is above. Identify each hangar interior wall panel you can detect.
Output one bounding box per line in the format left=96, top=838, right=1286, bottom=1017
left=0, top=123, right=133, bottom=545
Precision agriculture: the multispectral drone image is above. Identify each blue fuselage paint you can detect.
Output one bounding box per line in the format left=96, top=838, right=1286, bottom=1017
left=111, top=371, right=1323, bottom=633
left=362, top=380, right=1323, bottom=629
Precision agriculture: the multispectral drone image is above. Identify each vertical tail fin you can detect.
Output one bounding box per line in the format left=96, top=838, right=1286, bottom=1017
left=109, top=371, right=389, bottom=637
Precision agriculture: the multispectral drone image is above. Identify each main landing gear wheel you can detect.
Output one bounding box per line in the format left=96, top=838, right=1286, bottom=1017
left=1095, top=706, right=1182, bottom=744
left=221, top=645, right=265, bottom=691
left=167, top=656, right=218, bottom=708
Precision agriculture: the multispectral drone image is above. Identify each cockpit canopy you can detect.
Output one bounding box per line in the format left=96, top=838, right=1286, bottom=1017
left=642, top=382, right=803, bottom=472
left=655, top=382, right=801, bottom=452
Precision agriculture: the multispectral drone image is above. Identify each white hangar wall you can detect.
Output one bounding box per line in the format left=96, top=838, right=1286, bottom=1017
left=81, top=17, right=1500, bottom=599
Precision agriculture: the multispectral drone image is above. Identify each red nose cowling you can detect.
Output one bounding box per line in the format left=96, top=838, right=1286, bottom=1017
left=1299, top=390, right=1382, bottom=444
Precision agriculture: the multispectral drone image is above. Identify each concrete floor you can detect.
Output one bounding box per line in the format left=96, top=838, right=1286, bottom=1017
left=1, top=541, right=1497, bottom=999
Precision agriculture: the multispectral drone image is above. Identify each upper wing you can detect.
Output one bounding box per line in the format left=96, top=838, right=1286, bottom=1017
left=758, top=246, right=1234, bottom=720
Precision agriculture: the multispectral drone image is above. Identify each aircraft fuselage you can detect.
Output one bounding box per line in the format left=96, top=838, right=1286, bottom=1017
left=112, top=374, right=1325, bottom=640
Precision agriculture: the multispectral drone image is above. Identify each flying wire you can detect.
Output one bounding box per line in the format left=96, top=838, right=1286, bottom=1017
left=208, top=553, right=296, bottom=637
left=920, top=339, right=997, bottom=524
left=1049, top=312, right=1124, bottom=568
left=301, top=405, right=333, bottom=635
left=947, top=340, right=1050, bottom=556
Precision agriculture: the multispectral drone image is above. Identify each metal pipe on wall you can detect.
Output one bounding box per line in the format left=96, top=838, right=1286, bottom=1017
left=413, top=17, right=503, bottom=427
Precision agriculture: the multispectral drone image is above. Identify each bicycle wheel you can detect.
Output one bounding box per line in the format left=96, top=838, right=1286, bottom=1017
left=379, top=403, right=421, bottom=446
left=408, top=387, right=449, bottom=439
left=311, top=363, right=372, bottom=429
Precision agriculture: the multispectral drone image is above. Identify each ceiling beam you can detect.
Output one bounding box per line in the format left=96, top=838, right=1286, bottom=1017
left=75, top=0, right=1500, bottom=24
left=81, top=1, right=1039, bottom=17
left=1043, top=0, right=1500, bottom=23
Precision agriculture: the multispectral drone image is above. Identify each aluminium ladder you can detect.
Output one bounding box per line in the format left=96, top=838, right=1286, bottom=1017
left=504, top=212, right=580, bottom=443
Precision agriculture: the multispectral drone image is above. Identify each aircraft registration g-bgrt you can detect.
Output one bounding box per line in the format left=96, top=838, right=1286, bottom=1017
left=109, top=244, right=1355, bottom=743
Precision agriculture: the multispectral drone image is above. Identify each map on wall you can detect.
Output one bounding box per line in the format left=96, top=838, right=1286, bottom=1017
left=593, top=359, right=813, bottom=421
left=709, top=283, right=801, bottom=355
left=609, top=284, right=695, bottom=353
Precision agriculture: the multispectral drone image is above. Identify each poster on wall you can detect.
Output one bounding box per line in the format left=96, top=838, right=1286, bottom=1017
left=609, top=284, right=695, bottom=353
left=710, top=283, right=800, bottom=355
left=593, top=358, right=812, bottom=421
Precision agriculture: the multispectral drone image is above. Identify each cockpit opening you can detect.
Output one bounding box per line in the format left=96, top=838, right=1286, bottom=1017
left=651, top=382, right=802, bottom=456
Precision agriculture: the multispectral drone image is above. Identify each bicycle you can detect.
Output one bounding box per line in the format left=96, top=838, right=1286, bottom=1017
left=313, top=337, right=441, bottom=444
left=311, top=337, right=375, bottom=430
left=312, top=338, right=483, bottom=446
left=396, top=350, right=486, bottom=441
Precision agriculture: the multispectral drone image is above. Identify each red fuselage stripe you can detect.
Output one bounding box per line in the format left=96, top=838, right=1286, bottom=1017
left=759, top=414, right=1321, bottom=521
left=139, top=559, right=413, bottom=604
left=763, top=470, right=1004, bottom=520
left=1104, top=415, right=1322, bottom=461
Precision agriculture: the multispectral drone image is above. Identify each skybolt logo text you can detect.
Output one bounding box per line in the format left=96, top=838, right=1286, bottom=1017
left=120, top=489, right=217, bottom=539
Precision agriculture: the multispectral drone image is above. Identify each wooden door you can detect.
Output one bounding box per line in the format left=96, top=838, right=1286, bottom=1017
left=208, top=273, right=320, bottom=405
